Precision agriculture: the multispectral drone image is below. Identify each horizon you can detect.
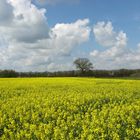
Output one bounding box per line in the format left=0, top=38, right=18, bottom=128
left=1, top=68, right=140, bottom=73
left=0, top=0, right=140, bottom=72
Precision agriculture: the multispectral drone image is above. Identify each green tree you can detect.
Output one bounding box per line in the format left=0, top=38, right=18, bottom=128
left=73, top=58, right=93, bottom=75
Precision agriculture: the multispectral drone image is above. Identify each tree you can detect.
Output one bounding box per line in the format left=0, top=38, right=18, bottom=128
left=73, top=58, right=93, bottom=74
left=0, top=70, right=19, bottom=78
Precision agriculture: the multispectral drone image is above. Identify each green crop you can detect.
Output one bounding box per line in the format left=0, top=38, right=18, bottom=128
left=0, top=78, right=140, bottom=140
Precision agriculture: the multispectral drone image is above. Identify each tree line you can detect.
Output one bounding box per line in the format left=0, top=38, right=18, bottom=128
left=0, top=58, right=140, bottom=78
left=0, top=69, right=140, bottom=78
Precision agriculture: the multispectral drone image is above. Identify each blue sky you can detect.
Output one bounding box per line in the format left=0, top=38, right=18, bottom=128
left=44, top=0, right=140, bottom=43
left=0, top=0, right=140, bottom=71
left=36, top=0, right=140, bottom=44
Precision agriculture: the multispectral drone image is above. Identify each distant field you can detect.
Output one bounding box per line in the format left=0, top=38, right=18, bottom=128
left=0, top=78, right=140, bottom=139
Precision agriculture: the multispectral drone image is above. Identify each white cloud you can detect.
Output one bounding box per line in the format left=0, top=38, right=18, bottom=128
left=90, top=50, right=99, bottom=57
left=1, top=1, right=140, bottom=71
left=91, top=21, right=140, bottom=69
left=93, top=21, right=127, bottom=48
left=2, top=0, right=50, bottom=43
left=0, top=0, right=90, bottom=71
left=51, top=19, right=90, bottom=56
left=115, top=31, right=127, bottom=48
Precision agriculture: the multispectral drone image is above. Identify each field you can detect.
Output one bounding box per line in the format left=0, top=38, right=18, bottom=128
left=0, top=78, right=140, bottom=140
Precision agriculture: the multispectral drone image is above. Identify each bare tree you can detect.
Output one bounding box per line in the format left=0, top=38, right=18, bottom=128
left=73, top=58, right=93, bottom=74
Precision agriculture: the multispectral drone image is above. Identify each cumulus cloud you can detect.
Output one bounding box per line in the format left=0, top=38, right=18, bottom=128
left=19, top=19, right=90, bottom=71
left=2, top=0, right=50, bottom=43
left=93, top=21, right=127, bottom=48
left=91, top=21, right=127, bottom=59
left=0, top=0, right=90, bottom=71
left=90, top=21, right=140, bottom=69
left=1, top=1, right=140, bottom=71
left=51, top=19, right=90, bottom=56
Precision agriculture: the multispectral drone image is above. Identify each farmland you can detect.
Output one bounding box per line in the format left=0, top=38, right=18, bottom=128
left=0, top=78, right=140, bottom=140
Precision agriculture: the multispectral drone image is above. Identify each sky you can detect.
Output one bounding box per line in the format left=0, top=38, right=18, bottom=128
left=0, top=0, right=140, bottom=71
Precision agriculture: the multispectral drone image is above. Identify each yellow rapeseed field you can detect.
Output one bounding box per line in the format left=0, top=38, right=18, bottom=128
left=0, top=78, right=140, bottom=140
